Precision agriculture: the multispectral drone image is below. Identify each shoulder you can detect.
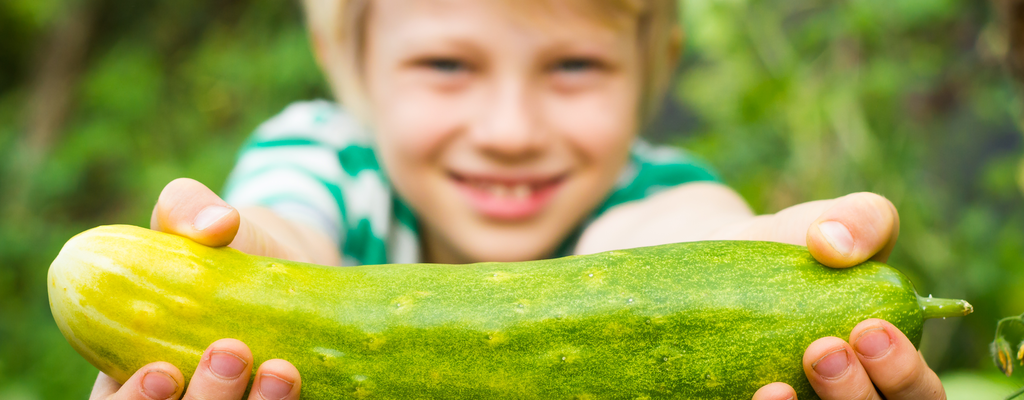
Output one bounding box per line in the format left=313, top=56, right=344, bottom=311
left=627, top=140, right=719, bottom=184
left=229, top=100, right=382, bottom=180
left=222, top=101, right=392, bottom=259
left=226, top=100, right=376, bottom=190
left=596, top=139, right=720, bottom=215
left=246, top=100, right=372, bottom=149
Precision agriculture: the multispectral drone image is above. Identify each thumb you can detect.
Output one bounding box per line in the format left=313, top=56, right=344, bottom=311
left=151, top=178, right=306, bottom=260
left=151, top=178, right=240, bottom=247
left=806, top=192, right=899, bottom=268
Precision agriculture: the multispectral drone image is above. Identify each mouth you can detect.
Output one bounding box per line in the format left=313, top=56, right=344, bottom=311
left=449, top=171, right=567, bottom=221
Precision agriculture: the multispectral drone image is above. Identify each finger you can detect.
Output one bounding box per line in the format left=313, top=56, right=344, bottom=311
left=805, top=192, right=899, bottom=268
left=90, top=372, right=122, bottom=399
left=151, top=178, right=241, bottom=247
left=850, top=319, right=945, bottom=399
left=104, top=362, right=185, bottom=400
left=803, top=337, right=882, bottom=400
left=182, top=339, right=255, bottom=400
left=752, top=382, right=798, bottom=400
left=248, top=359, right=301, bottom=400
left=151, top=178, right=307, bottom=260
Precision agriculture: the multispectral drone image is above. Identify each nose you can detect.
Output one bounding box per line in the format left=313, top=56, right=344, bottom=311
left=469, top=79, right=547, bottom=160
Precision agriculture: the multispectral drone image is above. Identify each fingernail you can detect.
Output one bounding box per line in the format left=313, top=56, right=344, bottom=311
left=141, top=370, right=178, bottom=399
left=194, top=205, right=233, bottom=231
left=854, top=327, right=892, bottom=358
left=210, top=350, right=247, bottom=379
left=811, top=348, right=849, bottom=379
left=818, top=221, right=853, bottom=256
left=259, top=373, right=295, bottom=400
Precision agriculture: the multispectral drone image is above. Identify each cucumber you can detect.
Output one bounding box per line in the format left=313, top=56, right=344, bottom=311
left=48, top=225, right=971, bottom=399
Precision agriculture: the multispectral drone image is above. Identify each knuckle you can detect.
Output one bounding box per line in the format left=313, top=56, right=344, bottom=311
left=183, top=392, right=218, bottom=400
left=854, top=387, right=879, bottom=400
left=820, top=381, right=879, bottom=400
left=881, top=362, right=924, bottom=397
left=160, top=178, right=195, bottom=201
left=851, top=193, right=891, bottom=217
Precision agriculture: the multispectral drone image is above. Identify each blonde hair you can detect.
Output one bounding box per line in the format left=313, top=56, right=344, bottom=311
left=302, top=0, right=681, bottom=124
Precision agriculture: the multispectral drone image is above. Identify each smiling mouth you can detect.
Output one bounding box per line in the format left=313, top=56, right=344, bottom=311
left=448, top=173, right=561, bottom=197
left=448, top=172, right=568, bottom=220
left=450, top=173, right=564, bottom=199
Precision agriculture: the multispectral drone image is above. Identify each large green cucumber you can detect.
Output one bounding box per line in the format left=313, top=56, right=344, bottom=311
left=48, top=225, right=971, bottom=399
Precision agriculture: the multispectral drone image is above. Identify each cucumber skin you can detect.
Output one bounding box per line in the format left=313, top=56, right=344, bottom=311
left=48, top=225, right=924, bottom=399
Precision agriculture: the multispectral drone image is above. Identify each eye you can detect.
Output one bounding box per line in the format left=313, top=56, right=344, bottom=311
left=422, top=58, right=468, bottom=73
left=553, top=58, right=600, bottom=73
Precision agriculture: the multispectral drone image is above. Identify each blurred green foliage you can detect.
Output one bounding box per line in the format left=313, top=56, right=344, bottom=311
left=0, top=0, right=1021, bottom=398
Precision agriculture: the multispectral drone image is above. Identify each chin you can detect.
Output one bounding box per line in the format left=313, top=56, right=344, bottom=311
left=460, top=229, right=563, bottom=263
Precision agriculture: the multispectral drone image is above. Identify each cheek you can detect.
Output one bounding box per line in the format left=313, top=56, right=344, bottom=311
left=372, top=88, right=465, bottom=162
left=368, top=80, right=477, bottom=218
left=543, top=87, right=638, bottom=167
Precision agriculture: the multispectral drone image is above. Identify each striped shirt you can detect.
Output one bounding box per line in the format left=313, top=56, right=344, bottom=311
left=223, top=101, right=718, bottom=266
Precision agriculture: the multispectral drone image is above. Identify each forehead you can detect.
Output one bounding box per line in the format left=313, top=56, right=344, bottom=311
left=366, top=0, right=639, bottom=47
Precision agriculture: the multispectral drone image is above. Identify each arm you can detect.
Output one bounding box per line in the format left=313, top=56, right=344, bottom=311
left=579, top=182, right=943, bottom=400
left=575, top=182, right=755, bottom=253
left=576, top=181, right=898, bottom=268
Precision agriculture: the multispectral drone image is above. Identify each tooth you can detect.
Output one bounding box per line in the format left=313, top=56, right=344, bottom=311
left=512, top=184, right=530, bottom=200
left=489, top=184, right=509, bottom=198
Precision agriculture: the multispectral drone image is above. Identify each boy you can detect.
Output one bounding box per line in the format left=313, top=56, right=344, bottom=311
left=92, top=1, right=944, bottom=399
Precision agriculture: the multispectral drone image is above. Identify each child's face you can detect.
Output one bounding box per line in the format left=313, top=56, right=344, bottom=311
left=363, top=0, right=642, bottom=263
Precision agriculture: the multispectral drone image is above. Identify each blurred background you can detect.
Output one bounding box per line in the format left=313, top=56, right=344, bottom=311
left=0, top=0, right=1022, bottom=397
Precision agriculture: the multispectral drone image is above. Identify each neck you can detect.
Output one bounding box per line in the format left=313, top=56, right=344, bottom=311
left=420, top=225, right=473, bottom=265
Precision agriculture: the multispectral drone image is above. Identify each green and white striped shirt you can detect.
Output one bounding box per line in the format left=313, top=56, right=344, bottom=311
left=223, top=101, right=719, bottom=266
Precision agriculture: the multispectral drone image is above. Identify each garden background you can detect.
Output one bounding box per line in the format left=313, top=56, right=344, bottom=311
left=1, top=0, right=1022, bottom=397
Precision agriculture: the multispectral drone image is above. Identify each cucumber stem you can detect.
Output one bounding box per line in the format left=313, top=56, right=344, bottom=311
left=917, top=295, right=973, bottom=320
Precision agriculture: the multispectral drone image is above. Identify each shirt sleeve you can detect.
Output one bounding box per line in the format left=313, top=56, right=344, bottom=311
left=221, top=101, right=393, bottom=265
left=593, top=139, right=721, bottom=215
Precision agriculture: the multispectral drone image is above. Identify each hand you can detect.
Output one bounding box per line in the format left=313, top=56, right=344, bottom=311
left=90, top=177, right=326, bottom=396
left=717, top=191, right=900, bottom=269
left=89, top=339, right=300, bottom=400
left=751, top=319, right=944, bottom=399
left=743, top=193, right=942, bottom=399
left=150, top=177, right=341, bottom=264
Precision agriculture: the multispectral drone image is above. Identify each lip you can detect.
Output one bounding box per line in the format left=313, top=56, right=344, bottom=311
left=449, top=171, right=567, bottom=221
